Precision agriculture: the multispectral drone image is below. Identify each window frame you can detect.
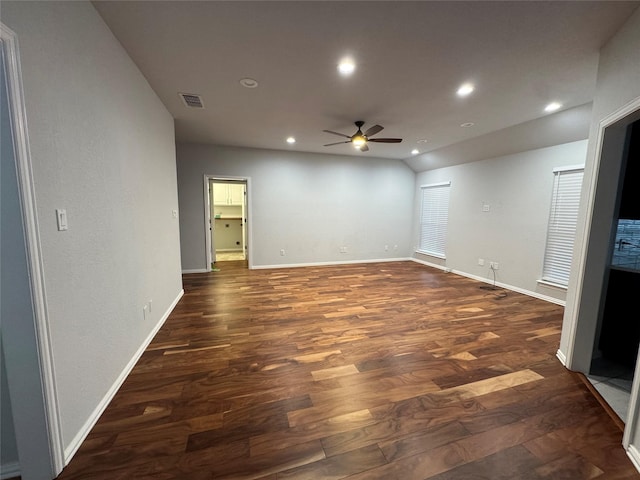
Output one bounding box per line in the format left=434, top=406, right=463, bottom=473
left=540, top=165, right=585, bottom=288
left=416, top=181, right=451, bottom=259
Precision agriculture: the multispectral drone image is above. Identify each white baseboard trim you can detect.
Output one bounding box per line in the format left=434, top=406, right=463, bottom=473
left=251, top=257, right=411, bottom=270
left=410, top=258, right=566, bottom=306
left=62, top=289, right=184, bottom=464
left=0, top=461, right=20, bottom=480
left=182, top=268, right=209, bottom=274
left=556, top=349, right=567, bottom=366
left=627, top=444, right=640, bottom=474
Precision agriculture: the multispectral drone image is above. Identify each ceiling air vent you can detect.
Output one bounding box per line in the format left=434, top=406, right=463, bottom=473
left=179, top=92, right=204, bottom=109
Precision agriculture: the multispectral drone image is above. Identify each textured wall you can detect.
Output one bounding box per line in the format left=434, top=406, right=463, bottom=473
left=2, top=1, right=183, bottom=458
left=413, top=140, right=588, bottom=303
left=176, top=143, right=416, bottom=270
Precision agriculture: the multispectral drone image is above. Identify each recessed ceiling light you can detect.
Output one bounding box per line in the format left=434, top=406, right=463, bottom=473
left=411, top=149, right=419, bottom=155
left=460, top=122, right=475, bottom=128
left=457, top=83, right=475, bottom=97
left=417, top=139, right=429, bottom=144
left=286, top=137, right=296, bottom=144
left=338, top=58, right=356, bottom=76
left=239, top=78, right=259, bottom=88
left=544, top=102, right=562, bottom=112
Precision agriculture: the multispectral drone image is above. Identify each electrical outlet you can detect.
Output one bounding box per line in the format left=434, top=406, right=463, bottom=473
left=143, top=304, right=149, bottom=321
left=280, top=249, right=285, bottom=256
left=478, top=258, right=485, bottom=266
left=148, top=299, right=152, bottom=313
left=490, top=261, right=499, bottom=270
left=385, top=245, right=389, bottom=251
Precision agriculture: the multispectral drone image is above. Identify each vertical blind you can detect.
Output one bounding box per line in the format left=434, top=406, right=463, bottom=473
left=542, top=167, right=584, bottom=286
left=419, top=182, right=451, bottom=257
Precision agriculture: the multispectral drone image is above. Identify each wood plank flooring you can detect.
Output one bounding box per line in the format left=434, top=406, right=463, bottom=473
left=54, top=261, right=639, bottom=479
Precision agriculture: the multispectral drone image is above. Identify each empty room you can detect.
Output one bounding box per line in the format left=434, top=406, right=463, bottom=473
left=2, top=1, right=640, bottom=479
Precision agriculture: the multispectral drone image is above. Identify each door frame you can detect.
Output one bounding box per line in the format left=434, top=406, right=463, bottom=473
left=561, top=95, right=640, bottom=460
left=203, top=174, right=252, bottom=269
left=1, top=23, right=65, bottom=477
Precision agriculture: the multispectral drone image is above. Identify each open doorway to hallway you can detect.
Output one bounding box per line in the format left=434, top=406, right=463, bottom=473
left=205, top=177, right=248, bottom=269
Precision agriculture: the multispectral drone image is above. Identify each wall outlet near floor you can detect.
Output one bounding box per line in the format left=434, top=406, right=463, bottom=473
left=148, top=299, right=152, bottom=313
left=385, top=245, right=389, bottom=251
left=280, top=249, right=285, bottom=256
left=340, top=246, right=348, bottom=253
left=490, top=261, right=499, bottom=270
left=143, top=304, right=149, bottom=321
left=478, top=258, right=485, bottom=266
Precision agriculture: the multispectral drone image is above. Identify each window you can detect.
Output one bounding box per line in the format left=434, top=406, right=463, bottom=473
left=541, top=166, right=584, bottom=287
left=417, top=181, right=451, bottom=258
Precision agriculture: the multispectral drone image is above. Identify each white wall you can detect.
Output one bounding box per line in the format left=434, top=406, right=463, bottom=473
left=214, top=218, right=243, bottom=251
left=1, top=37, right=20, bottom=475
left=0, top=355, right=18, bottom=470
left=413, top=140, right=588, bottom=303
left=0, top=348, right=19, bottom=473
left=176, top=143, right=416, bottom=270
left=1, top=1, right=183, bottom=468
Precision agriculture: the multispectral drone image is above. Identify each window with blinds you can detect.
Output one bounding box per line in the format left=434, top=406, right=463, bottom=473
left=541, top=166, right=584, bottom=287
left=418, top=182, right=451, bottom=258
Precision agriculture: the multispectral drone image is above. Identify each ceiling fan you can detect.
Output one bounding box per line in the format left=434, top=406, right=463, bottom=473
left=323, top=121, right=402, bottom=152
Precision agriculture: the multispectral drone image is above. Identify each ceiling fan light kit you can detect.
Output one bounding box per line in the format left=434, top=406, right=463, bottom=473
left=322, top=121, right=402, bottom=152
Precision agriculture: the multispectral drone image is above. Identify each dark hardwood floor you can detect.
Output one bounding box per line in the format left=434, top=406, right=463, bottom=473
left=53, top=261, right=639, bottom=479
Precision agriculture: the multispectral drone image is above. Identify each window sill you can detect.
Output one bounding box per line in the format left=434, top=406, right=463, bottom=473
left=537, top=279, right=568, bottom=290
left=415, top=250, right=446, bottom=260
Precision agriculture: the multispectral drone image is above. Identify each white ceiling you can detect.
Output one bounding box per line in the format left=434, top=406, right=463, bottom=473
left=92, top=1, right=639, bottom=169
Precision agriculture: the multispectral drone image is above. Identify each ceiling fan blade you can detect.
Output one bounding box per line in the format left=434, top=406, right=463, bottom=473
left=359, top=144, right=369, bottom=152
left=369, top=138, right=403, bottom=143
left=324, top=141, right=350, bottom=146
left=364, top=124, right=383, bottom=137
left=323, top=129, right=351, bottom=139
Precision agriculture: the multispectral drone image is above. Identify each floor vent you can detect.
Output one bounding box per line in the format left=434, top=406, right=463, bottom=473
left=179, top=93, right=204, bottom=108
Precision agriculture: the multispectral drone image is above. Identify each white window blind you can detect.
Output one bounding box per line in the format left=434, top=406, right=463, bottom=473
left=541, top=166, right=584, bottom=286
left=418, top=182, right=450, bottom=258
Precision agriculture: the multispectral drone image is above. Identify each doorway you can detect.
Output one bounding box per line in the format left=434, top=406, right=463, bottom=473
left=204, top=176, right=249, bottom=270
left=587, top=118, right=640, bottom=423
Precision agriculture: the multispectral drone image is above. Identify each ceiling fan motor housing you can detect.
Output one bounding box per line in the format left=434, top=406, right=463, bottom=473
left=322, top=121, right=402, bottom=151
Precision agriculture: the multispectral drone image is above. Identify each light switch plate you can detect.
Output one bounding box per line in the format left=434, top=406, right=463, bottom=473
left=56, top=209, right=68, bottom=231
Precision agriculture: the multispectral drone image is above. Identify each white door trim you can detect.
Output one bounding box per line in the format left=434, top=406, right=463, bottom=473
left=563, top=95, right=640, bottom=370
left=203, top=174, right=253, bottom=269
left=1, top=22, right=65, bottom=475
